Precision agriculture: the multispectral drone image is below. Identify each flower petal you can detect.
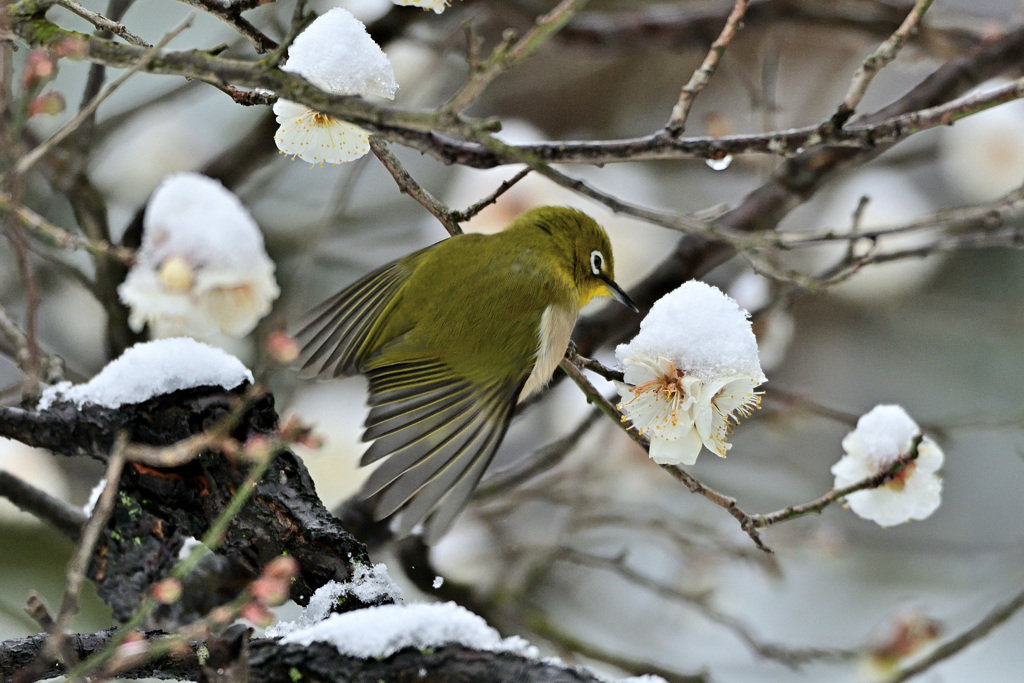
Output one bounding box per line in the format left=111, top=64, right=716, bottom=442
left=274, top=103, right=370, bottom=165
left=650, top=429, right=703, bottom=466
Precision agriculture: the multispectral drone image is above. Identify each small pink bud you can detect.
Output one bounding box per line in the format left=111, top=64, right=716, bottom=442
left=22, top=50, right=57, bottom=90
left=240, top=602, right=274, bottom=628
left=151, top=577, right=183, bottom=604
left=265, top=330, right=300, bottom=365
left=263, top=555, right=300, bottom=581
left=243, top=435, right=274, bottom=463
left=54, top=36, right=88, bottom=59
left=27, top=92, right=65, bottom=117
left=209, top=605, right=236, bottom=627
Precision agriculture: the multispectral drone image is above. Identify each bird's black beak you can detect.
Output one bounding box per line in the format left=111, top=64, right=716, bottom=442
left=602, top=276, right=639, bottom=312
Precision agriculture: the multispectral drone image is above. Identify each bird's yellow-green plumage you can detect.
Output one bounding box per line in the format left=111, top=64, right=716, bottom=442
left=295, top=206, right=635, bottom=543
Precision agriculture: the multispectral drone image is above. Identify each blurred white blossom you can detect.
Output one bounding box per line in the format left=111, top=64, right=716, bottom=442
left=727, top=270, right=793, bottom=372
left=831, top=404, right=943, bottom=527
left=940, top=79, right=1024, bottom=203
left=859, top=607, right=942, bottom=682
left=274, top=8, right=397, bottom=165
left=391, top=0, right=449, bottom=12
left=90, top=103, right=211, bottom=209
left=0, top=438, right=69, bottom=526
left=118, top=173, right=279, bottom=341
left=616, top=281, right=766, bottom=466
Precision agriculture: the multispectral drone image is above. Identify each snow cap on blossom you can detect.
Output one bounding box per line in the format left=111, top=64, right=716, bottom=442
left=615, top=281, right=766, bottom=466
left=118, top=173, right=279, bottom=341
left=391, top=0, right=450, bottom=13
left=274, top=8, right=397, bottom=165
left=831, top=404, right=943, bottom=527
left=281, top=8, right=397, bottom=99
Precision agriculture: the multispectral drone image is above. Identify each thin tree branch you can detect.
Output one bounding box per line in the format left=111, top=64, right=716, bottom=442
left=15, top=12, right=196, bottom=175
left=559, top=548, right=855, bottom=667
left=53, top=0, right=148, bottom=46
left=0, top=470, right=85, bottom=540
left=369, top=137, right=462, bottom=236
left=41, top=433, right=127, bottom=672
left=666, top=0, right=750, bottom=136
left=442, top=0, right=590, bottom=115
left=177, top=0, right=277, bottom=53
left=0, top=303, right=66, bottom=383
left=884, top=585, right=1024, bottom=683
left=0, top=192, right=135, bottom=263
left=833, top=0, right=935, bottom=125
left=451, top=167, right=532, bottom=223
left=751, top=437, right=923, bottom=529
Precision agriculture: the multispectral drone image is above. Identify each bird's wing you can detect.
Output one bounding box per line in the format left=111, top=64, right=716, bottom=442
left=359, top=359, right=525, bottom=544
left=293, top=261, right=412, bottom=379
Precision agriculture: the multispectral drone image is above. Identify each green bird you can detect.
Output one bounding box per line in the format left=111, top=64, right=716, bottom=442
left=295, top=206, right=636, bottom=543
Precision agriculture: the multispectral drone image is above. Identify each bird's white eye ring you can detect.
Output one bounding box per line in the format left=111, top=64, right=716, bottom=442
left=590, top=250, right=604, bottom=275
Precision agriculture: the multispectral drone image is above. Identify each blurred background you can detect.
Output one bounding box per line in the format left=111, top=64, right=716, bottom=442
left=3, top=0, right=1024, bottom=680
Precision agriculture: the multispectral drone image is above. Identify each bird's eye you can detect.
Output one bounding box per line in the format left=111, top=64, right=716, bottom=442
left=590, top=250, right=604, bottom=275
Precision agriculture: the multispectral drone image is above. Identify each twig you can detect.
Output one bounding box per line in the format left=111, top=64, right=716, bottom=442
left=2, top=219, right=42, bottom=383
left=451, top=167, right=532, bottom=223
left=664, top=464, right=772, bottom=553
left=40, top=432, right=127, bottom=671
left=0, top=469, right=86, bottom=540
left=369, top=137, right=462, bottom=236
left=565, top=345, right=928, bottom=551
left=177, top=0, right=277, bottom=53
left=884, top=584, right=1024, bottom=683
left=15, top=13, right=196, bottom=176
left=559, top=356, right=646, bottom=450
left=54, top=0, right=149, bottom=46
left=527, top=607, right=708, bottom=683
left=466, top=136, right=723, bottom=238
left=0, top=303, right=65, bottom=383
left=832, top=0, right=935, bottom=126
left=124, top=385, right=265, bottom=467
left=442, top=0, right=590, bottom=115
left=0, top=192, right=135, bottom=263
left=764, top=387, right=861, bottom=426
left=750, top=436, right=923, bottom=529
left=477, top=408, right=603, bottom=498
left=665, top=0, right=750, bottom=135
left=773, top=184, right=1024, bottom=247
left=558, top=1, right=979, bottom=56
left=560, top=547, right=854, bottom=666
left=566, top=348, right=622, bottom=382
left=562, top=348, right=772, bottom=552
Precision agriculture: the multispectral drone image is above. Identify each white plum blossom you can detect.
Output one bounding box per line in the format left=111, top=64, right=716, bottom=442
left=118, top=173, right=279, bottom=341
left=273, top=100, right=371, bottom=165
left=615, top=281, right=766, bottom=466
left=391, top=0, right=449, bottom=12
left=274, top=8, right=397, bottom=165
left=831, top=405, right=943, bottom=527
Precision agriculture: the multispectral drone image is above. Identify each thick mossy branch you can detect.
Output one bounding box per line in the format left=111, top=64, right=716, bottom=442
left=0, top=385, right=374, bottom=623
